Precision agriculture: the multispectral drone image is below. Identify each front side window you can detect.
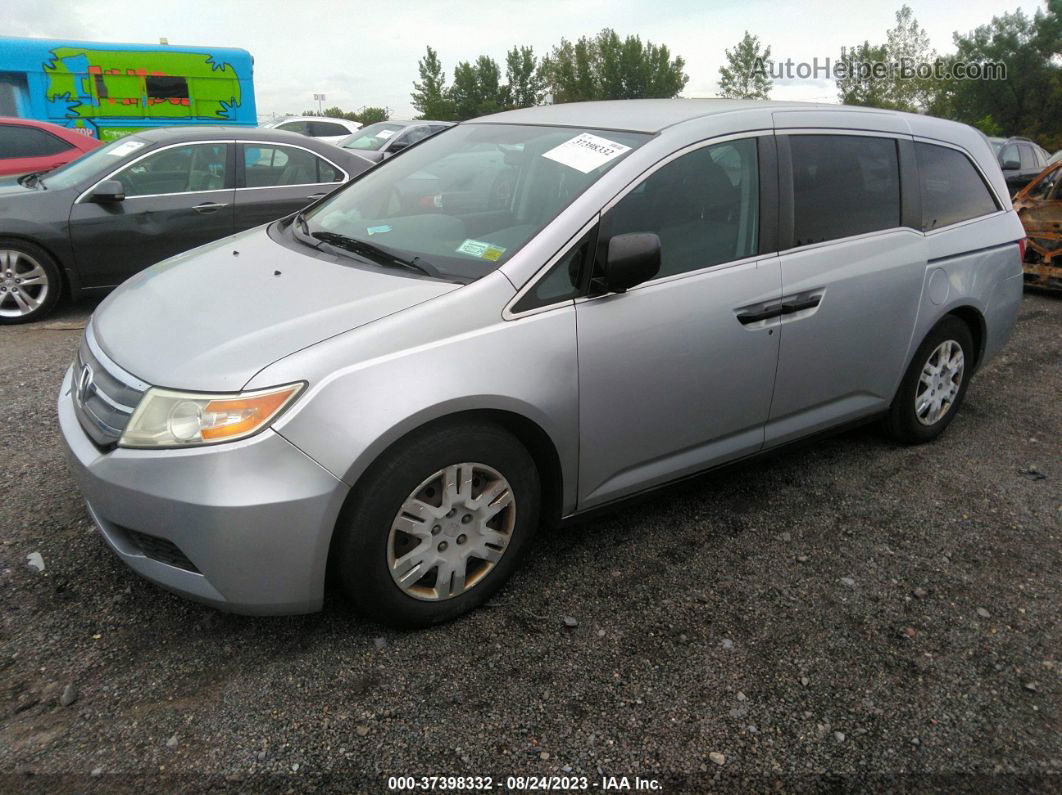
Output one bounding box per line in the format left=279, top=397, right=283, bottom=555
left=304, top=124, right=648, bottom=282
left=915, top=142, right=999, bottom=231
left=113, top=143, right=228, bottom=197
left=605, top=138, right=760, bottom=278
left=0, top=125, right=73, bottom=159
left=309, top=121, right=350, bottom=137
left=1019, top=144, right=1037, bottom=170
left=1000, top=143, right=1019, bottom=168
left=512, top=233, right=594, bottom=313
left=277, top=120, right=310, bottom=135
left=789, top=134, right=900, bottom=246
left=243, top=144, right=340, bottom=187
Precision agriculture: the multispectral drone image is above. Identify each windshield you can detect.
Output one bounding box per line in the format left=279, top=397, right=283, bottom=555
left=340, top=123, right=409, bottom=151
left=41, top=137, right=150, bottom=190
left=303, top=123, right=649, bottom=281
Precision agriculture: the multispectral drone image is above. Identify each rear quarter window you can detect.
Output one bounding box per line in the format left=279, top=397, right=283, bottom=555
left=0, top=125, right=74, bottom=158
left=915, top=142, right=1000, bottom=231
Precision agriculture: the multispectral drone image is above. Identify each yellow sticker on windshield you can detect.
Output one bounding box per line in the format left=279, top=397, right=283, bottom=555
left=456, top=239, right=506, bottom=261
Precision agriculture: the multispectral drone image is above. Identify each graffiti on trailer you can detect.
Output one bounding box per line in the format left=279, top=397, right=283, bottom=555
left=43, top=47, right=244, bottom=122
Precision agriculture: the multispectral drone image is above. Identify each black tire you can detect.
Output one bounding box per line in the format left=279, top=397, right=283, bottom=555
left=333, top=421, right=540, bottom=628
left=0, top=238, right=62, bottom=325
left=885, top=316, right=975, bottom=444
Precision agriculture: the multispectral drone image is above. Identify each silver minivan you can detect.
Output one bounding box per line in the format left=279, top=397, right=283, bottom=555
left=58, top=100, right=1026, bottom=627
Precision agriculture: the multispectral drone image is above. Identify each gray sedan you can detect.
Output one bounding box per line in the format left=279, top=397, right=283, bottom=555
left=337, top=120, right=454, bottom=164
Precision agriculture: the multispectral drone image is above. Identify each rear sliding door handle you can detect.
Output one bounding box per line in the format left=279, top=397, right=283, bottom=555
left=779, top=296, right=821, bottom=314
left=736, top=306, right=784, bottom=324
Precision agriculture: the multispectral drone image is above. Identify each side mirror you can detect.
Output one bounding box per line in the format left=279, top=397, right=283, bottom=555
left=1002, top=158, right=1020, bottom=171
left=90, top=179, right=125, bottom=202
left=600, top=232, right=661, bottom=293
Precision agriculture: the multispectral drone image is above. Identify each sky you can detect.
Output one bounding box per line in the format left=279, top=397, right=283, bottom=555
left=4, top=0, right=1049, bottom=120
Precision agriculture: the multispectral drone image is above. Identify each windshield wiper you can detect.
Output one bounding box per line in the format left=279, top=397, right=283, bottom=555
left=310, top=231, right=442, bottom=279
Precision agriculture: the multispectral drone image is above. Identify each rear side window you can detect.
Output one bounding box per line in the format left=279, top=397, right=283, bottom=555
left=243, top=144, right=341, bottom=187
left=0, top=124, right=74, bottom=158
left=789, top=135, right=900, bottom=247
left=915, top=142, right=999, bottom=231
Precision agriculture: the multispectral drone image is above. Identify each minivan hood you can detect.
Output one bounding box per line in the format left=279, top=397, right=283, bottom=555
left=92, top=226, right=460, bottom=392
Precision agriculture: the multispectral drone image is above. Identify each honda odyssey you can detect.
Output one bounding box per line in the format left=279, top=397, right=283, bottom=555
left=58, top=99, right=1026, bottom=627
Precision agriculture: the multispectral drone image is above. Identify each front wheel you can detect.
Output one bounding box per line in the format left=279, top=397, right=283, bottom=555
left=885, top=316, right=974, bottom=444
left=0, top=239, right=62, bottom=324
left=333, top=421, right=540, bottom=628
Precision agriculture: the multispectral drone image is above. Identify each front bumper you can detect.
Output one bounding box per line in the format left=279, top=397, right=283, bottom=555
left=58, top=366, right=349, bottom=615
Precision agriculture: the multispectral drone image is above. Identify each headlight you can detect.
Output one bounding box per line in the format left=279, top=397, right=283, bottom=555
left=119, top=383, right=304, bottom=448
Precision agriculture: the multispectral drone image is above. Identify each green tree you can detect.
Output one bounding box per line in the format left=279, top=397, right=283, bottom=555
left=411, top=46, right=457, bottom=120
left=538, top=28, right=688, bottom=103
left=836, top=41, right=896, bottom=108
left=504, top=46, right=545, bottom=109
left=950, top=2, right=1062, bottom=149
left=450, top=55, right=506, bottom=120
left=356, top=106, right=390, bottom=125
left=836, top=6, right=940, bottom=111
left=718, top=31, right=772, bottom=99
left=885, top=5, right=938, bottom=111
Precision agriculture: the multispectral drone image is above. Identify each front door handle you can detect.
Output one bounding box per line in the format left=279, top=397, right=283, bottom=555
left=306, top=193, right=327, bottom=200
left=193, top=202, right=228, bottom=213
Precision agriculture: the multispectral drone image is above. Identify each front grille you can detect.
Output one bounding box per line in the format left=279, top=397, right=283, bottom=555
left=124, top=529, right=200, bottom=573
left=72, top=325, right=148, bottom=448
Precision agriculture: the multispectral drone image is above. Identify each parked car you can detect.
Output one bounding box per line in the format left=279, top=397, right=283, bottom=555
left=0, top=116, right=102, bottom=178
left=1013, top=159, right=1062, bottom=290
left=337, top=120, right=454, bottom=164
left=59, top=100, right=1025, bottom=627
left=989, top=136, right=1052, bottom=196
left=0, top=126, right=373, bottom=323
left=261, top=116, right=362, bottom=145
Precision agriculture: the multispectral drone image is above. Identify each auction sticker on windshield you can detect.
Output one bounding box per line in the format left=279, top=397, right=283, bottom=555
left=543, top=133, right=631, bottom=173
left=107, top=140, right=147, bottom=157
left=456, top=239, right=506, bottom=261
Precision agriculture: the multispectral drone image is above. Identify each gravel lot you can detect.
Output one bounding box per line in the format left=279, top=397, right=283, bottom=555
left=0, top=294, right=1059, bottom=792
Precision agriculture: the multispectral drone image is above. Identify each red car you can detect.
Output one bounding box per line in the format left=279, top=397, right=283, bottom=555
left=0, top=117, right=103, bottom=178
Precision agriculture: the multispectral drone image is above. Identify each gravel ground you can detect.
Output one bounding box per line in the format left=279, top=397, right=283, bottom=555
left=0, top=294, right=1059, bottom=793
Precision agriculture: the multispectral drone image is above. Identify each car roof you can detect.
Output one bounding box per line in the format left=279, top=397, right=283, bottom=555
left=363, top=120, right=452, bottom=127
left=468, top=99, right=992, bottom=139
left=469, top=99, right=849, bottom=133
left=128, top=126, right=339, bottom=144
left=268, top=115, right=358, bottom=125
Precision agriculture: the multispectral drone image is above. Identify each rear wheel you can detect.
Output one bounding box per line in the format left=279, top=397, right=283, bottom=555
left=885, top=316, right=974, bottom=444
left=0, top=239, right=61, bottom=324
left=333, top=421, right=540, bottom=628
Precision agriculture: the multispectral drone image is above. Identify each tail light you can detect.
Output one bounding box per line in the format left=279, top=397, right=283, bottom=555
left=1018, top=238, right=1027, bottom=261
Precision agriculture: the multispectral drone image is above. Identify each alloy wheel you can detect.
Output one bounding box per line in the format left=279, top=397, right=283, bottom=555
left=915, top=339, right=964, bottom=425
left=0, top=249, right=50, bottom=319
